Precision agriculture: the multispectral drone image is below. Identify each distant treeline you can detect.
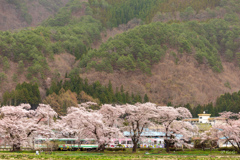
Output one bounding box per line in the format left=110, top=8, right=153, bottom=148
left=46, top=75, right=147, bottom=105
left=182, top=91, right=240, bottom=117
left=1, top=76, right=148, bottom=114
left=1, top=82, right=41, bottom=109
left=1, top=78, right=240, bottom=117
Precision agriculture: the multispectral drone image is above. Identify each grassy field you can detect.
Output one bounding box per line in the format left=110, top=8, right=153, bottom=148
left=0, top=149, right=240, bottom=159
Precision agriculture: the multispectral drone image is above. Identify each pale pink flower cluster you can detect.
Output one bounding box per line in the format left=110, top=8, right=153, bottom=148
left=201, top=112, right=240, bottom=153
left=0, top=102, right=196, bottom=152
left=0, top=104, right=57, bottom=150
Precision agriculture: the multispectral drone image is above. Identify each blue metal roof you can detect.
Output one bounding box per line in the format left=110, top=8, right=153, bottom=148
left=123, top=128, right=182, bottom=138
left=123, top=131, right=165, bottom=137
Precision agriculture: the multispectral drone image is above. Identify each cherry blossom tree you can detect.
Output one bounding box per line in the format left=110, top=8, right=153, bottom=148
left=0, top=104, right=57, bottom=151
left=83, top=111, right=121, bottom=151
left=34, top=104, right=58, bottom=127
left=200, top=129, right=219, bottom=151
left=210, top=112, right=240, bottom=153
left=56, top=106, right=89, bottom=149
left=59, top=103, right=121, bottom=151
left=120, top=103, right=157, bottom=153
left=155, top=106, right=195, bottom=152
left=78, top=102, right=98, bottom=108
left=98, top=104, right=124, bottom=128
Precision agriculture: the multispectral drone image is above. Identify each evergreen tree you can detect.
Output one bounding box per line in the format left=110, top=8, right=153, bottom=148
left=144, top=94, right=149, bottom=102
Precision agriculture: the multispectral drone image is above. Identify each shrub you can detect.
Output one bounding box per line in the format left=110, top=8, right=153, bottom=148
left=169, top=147, right=183, bottom=151
left=105, top=148, right=126, bottom=151
left=218, top=147, right=236, bottom=151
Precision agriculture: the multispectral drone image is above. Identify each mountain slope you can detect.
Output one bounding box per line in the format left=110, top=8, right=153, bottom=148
left=79, top=20, right=240, bottom=73
left=89, top=0, right=221, bottom=28
left=80, top=52, right=240, bottom=106
left=0, top=0, right=240, bottom=110
left=0, top=0, right=69, bottom=30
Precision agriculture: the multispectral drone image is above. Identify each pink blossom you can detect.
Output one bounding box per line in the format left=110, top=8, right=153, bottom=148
left=0, top=104, right=57, bottom=151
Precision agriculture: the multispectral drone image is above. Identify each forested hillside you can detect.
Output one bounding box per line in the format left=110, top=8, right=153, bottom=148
left=89, top=0, right=221, bottom=28
left=79, top=19, right=240, bottom=74
left=0, top=0, right=240, bottom=115
left=0, top=0, right=102, bottom=86
left=0, top=0, right=69, bottom=30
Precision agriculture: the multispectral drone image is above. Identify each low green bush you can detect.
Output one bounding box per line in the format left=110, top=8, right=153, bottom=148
left=169, top=147, right=183, bottom=151
left=218, top=147, right=236, bottom=151
left=105, top=148, right=126, bottom=151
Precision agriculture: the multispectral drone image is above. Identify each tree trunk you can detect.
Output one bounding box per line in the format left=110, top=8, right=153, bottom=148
left=32, top=138, right=35, bottom=150
left=98, top=144, right=105, bottom=152
left=201, top=143, right=205, bottom=151
left=78, top=141, right=81, bottom=150
left=12, top=143, right=21, bottom=152
left=165, top=140, right=170, bottom=153
left=132, top=142, right=138, bottom=153
left=237, top=148, right=240, bottom=154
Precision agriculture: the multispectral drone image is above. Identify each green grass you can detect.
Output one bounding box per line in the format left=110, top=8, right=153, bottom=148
left=0, top=149, right=240, bottom=159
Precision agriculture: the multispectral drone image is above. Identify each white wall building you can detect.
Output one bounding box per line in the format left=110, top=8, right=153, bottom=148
left=183, top=112, right=225, bottom=125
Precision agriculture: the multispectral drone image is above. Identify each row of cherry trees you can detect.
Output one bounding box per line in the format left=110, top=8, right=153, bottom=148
left=55, top=102, right=198, bottom=152
left=200, top=112, right=240, bottom=154
left=0, top=102, right=239, bottom=153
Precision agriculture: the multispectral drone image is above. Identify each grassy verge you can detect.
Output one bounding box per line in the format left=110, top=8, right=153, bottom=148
left=0, top=149, right=239, bottom=159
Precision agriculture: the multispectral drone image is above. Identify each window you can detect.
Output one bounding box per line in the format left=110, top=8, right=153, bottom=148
left=114, top=141, right=119, bottom=145
left=200, top=117, right=202, bottom=119
left=121, top=140, right=126, bottom=144
left=127, top=141, right=132, bottom=144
